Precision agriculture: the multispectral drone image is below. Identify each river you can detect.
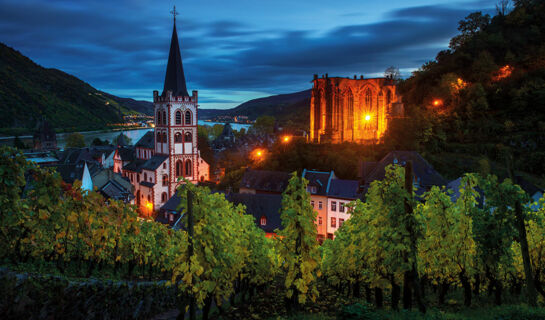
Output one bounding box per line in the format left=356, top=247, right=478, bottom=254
left=0, top=121, right=252, bottom=149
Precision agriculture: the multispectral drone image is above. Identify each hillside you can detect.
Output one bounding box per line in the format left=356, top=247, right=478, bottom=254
left=387, top=1, right=545, bottom=181
left=0, top=43, right=153, bottom=135
left=200, top=90, right=310, bottom=128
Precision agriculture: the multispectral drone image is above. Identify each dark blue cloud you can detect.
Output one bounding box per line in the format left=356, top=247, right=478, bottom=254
left=0, top=0, right=497, bottom=108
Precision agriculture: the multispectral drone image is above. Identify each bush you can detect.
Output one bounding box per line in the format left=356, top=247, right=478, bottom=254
left=336, top=303, right=379, bottom=320
left=488, top=305, right=545, bottom=320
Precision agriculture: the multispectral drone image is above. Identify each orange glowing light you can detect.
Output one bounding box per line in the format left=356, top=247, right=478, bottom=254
left=492, top=65, right=513, bottom=82
left=433, top=99, right=443, bottom=107
left=145, top=202, right=153, bottom=210
left=282, top=136, right=291, bottom=143
left=256, top=151, right=262, bottom=157
left=364, top=114, right=371, bottom=121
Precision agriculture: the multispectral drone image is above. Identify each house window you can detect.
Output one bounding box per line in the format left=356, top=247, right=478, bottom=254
left=184, top=132, right=192, bottom=142
left=175, top=110, right=182, bottom=125
left=339, top=218, right=345, bottom=226
left=307, top=186, right=317, bottom=194
left=169, top=214, right=174, bottom=222
left=176, top=160, right=183, bottom=177
left=318, top=201, right=322, bottom=210
left=331, top=201, right=337, bottom=212
left=318, top=217, right=322, bottom=225
left=162, top=132, right=167, bottom=143
left=147, top=195, right=151, bottom=202
left=163, top=163, right=166, bottom=169
left=162, top=174, right=168, bottom=186
left=175, top=132, right=183, bottom=143
left=260, top=216, right=267, bottom=226
left=311, top=200, right=314, bottom=208
left=161, top=192, right=167, bottom=202
left=331, top=217, right=336, bottom=228
left=144, top=172, right=147, bottom=181
left=185, top=160, right=192, bottom=176
left=185, top=111, right=192, bottom=125
left=339, top=202, right=345, bottom=213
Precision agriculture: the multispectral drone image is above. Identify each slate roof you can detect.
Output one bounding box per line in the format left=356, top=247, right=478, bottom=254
left=123, top=159, right=146, bottom=172
left=225, top=193, right=283, bottom=233
left=302, top=170, right=335, bottom=195
left=161, top=192, right=182, bottom=212
left=327, top=179, right=360, bottom=200
left=100, top=179, right=134, bottom=202
left=362, top=151, right=447, bottom=188
left=140, top=181, right=155, bottom=188
left=48, top=162, right=86, bottom=184
left=142, top=155, right=168, bottom=171
left=115, top=133, right=128, bottom=147
left=162, top=23, right=189, bottom=97
left=240, top=169, right=291, bottom=193
left=59, top=148, right=96, bottom=164
left=117, top=146, right=136, bottom=162
left=135, top=131, right=155, bottom=149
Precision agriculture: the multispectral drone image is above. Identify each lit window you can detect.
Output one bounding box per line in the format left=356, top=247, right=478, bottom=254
left=331, top=201, right=337, bottom=211
left=339, top=202, right=345, bottom=213
left=162, top=175, right=168, bottom=186
left=260, top=216, right=267, bottom=226
left=331, top=217, right=336, bottom=228
left=318, top=201, right=322, bottom=210
left=169, top=214, right=174, bottom=222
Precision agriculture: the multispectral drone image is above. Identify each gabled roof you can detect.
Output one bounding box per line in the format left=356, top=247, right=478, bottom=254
left=225, top=193, right=283, bottom=233
left=117, top=146, right=136, bottom=162
left=135, top=131, right=155, bottom=149
left=363, top=151, right=446, bottom=188
left=122, top=159, right=146, bottom=172
left=328, top=179, right=360, bottom=200
left=142, top=155, right=168, bottom=171
left=302, top=170, right=335, bottom=195
left=162, top=23, right=189, bottom=97
left=115, top=133, right=128, bottom=147
left=240, top=169, right=291, bottom=193
left=100, top=179, right=134, bottom=201
left=47, top=161, right=88, bottom=184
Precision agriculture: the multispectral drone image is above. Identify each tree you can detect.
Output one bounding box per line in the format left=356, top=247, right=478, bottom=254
left=91, top=138, right=109, bottom=146
left=384, top=66, right=401, bottom=80
left=276, top=172, right=320, bottom=312
left=13, top=135, right=26, bottom=150
left=65, top=132, right=85, bottom=148
left=253, top=116, right=276, bottom=134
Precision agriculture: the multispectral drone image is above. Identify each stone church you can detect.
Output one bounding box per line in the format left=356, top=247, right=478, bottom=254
left=309, top=74, right=404, bottom=144
left=116, top=12, right=209, bottom=217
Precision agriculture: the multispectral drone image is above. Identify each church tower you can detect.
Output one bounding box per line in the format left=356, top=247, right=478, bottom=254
left=153, top=7, right=203, bottom=197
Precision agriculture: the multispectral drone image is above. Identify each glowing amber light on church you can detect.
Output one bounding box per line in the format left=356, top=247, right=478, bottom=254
left=433, top=99, right=443, bottom=107
left=364, top=114, right=371, bottom=121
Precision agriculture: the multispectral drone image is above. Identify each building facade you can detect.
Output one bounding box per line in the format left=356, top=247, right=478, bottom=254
left=310, top=74, right=404, bottom=144
left=117, top=15, right=209, bottom=217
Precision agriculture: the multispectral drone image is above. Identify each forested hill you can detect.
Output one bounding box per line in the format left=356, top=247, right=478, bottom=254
left=390, top=0, right=545, bottom=180
left=0, top=43, right=153, bottom=135
left=200, top=90, right=310, bottom=128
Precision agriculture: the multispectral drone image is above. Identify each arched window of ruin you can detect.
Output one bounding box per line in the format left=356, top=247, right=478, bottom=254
left=378, top=91, right=384, bottom=111
left=386, top=90, right=392, bottom=105
left=347, top=90, right=354, bottom=130
left=365, top=89, right=372, bottom=109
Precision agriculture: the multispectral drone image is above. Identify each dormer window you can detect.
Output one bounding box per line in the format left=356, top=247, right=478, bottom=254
left=307, top=186, right=317, bottom=194
left=260, top=216, right=267, bottom=226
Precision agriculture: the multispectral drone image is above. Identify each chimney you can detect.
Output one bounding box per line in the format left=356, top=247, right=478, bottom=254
left=354, top=75, right=357, bottom=79
left=313, top=74, right=318, bottom=80
left=325, top=73, right=328, bottom=78
left=360, top=75, right=364, bottom=79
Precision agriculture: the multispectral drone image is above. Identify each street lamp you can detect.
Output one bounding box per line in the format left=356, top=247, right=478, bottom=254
left=282, top=135, right=291, bottom=143
left=364, top=114, right=371, bottom=121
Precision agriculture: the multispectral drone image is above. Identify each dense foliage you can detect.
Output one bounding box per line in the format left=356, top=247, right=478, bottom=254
left=391, top=1, right=545, bottom=179
left=321, top=163, right=545, bottom=309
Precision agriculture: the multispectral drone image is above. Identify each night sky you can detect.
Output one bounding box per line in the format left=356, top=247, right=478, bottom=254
left=1, top=0, right=496, bottom=109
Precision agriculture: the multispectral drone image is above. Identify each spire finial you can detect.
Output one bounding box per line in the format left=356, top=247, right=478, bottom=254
left=170, top=5, right=179, bottom=23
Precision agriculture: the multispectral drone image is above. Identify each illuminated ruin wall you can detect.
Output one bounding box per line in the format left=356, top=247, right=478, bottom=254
left=310, top=75, right=404, bottom=144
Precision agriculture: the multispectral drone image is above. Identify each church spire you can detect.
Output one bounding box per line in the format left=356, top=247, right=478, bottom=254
left=162, top=5, right=189, bottom=97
